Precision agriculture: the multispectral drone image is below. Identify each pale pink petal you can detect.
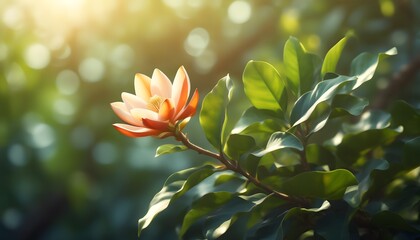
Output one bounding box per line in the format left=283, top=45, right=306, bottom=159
left=142, top=118, right=170, bottom=131
left=130, top=108, right=159, bottom=121
left=151, top=69, right=172, bottom=99
left=158, top=99, right=175, bottom=121
left=110, top=102, right=143, bottom=126
left=134, top=73, right=151, bottom=101
left=113, top=123, right=159, bottom=138
left=172, top=66, right=191, bottom=114
left=176, top=89, right=199, bottom=120
left=122, top=92, right=147, bottom=110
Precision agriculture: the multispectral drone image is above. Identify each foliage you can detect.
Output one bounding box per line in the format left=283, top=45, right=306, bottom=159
left=140, top=37, right=420, bottom=239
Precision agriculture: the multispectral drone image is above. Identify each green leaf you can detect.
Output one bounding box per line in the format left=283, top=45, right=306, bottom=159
left=372, top=211, right=420, bottom=233
left=224, top=134, right=256, bottom=160
left=390, top=100, right=420, bottom=136
left=155, top=144, right=187, bottom=157
left=403, top=136, right=420, bottom=169
left=266, top=169, right=358, bottom=200
left=290, top=75, right=357, bottom=126
left=243, top=61, right=287, bottom=112
left=321, top=36, right=349, bottom=76
left=253, top=131, right=303, bottom=157
left=330, top=94, right=369, bottom=118
left=284, top=36, right=321, bottom=96
left=350, top=47, right=397, bottom=90
left=138, top=165, right=216, bottom=236
left=180, top=192, right=234, bottom=236
left=199, top=75, right=231, bottom=150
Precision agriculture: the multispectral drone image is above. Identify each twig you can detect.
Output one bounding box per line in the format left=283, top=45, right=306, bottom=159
left=175, top=130, right=308, bottom=206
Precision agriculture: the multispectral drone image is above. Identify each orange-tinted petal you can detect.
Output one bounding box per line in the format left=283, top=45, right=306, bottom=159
left=113, top=123, right=160, bottom=137
left=172, top=66, right=190, bottom=114
left=158, top=99, right=175, bottom=121
left=176, top=89, right=199, bottom=120
left=111, top=102, right=143, bottom=126
left=134, top=73, right=151, bottom=101
left=151, top=69, right=172, bottom=99
left=122, top=92, right=147, bottom=110
left=142, top=118, right=171, bottom=132
left=130, top=108, right=159, bottom=122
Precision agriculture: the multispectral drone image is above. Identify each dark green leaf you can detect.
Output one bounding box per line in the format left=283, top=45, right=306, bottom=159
left=138, top=165, right=216, bottom=235
left=372, top=211, right=420, bottom=232
left=330, top=94, right=369, bottom=118
left=199, top=75, right=231, bottom=150
left=290, top=75, right=357, bottom=127
left=390, top=100, right=420, bottom=136
left=224, top=134, right=256, bottom=160
left=253, top=131, right=303, bottom=157
left=243, top=61, right=287, bottom=112
left=267, top=169, right=358, bottom=200
left=155, top=144, right=187, bottom=157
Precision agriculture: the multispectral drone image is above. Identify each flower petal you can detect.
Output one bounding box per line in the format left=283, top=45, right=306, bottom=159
left=172, top=66, right=191, bottom=114
left=130, top=108, right=159, bottom=121
left=111, top=102, right=143, bottom=126
left=142, top=118, right=171, bottom=131
left=134, top=73, right=151, bottom=101
left=122, top=92, right=147, bottom=110
left=158, top=99, right=175, bottom=121
left=113, top=123, right=159, bottom=137
left=176, top=89, right=199, bottom=120
left=151, top=69, right=172, bottom=99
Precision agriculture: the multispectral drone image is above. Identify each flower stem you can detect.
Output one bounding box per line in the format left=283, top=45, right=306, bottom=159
left=175, top=131, right=308, bottom=206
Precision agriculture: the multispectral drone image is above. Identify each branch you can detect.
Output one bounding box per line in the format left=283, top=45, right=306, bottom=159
left=175, top=131, right=308, bottom=206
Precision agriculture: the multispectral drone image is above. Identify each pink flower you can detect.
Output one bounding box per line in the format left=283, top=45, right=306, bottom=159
left=111, top=66, right=199, bottom=138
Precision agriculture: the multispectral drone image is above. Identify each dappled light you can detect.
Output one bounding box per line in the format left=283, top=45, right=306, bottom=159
left=1, top=0, right=419, bottom=239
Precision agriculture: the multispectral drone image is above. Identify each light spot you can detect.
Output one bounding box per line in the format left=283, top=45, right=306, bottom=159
left=29, top=123, right=55, bottom=148
left=78, top=58, right=105, bottom=82
left=108, top=44, right=135, bottom=69
left=306, top=35, right=321, bottom=51
left=184, top=28, right=210, bottom=57
left=24, top=44, right=51, bottom=69
left=54, top=99, right=76, bottom=116
left=162, top=0, right=183, bottom=9
left=228, top=1, right=252, bottom=24
left=280, top=9, right=299, bottom=34
left=56, top=70, right=80, bottom=95
left=8, top=144, right=27, bottom=167
left=93, top=142, right=117, bottom=164
left=2, top=208, right=21, bottom=230
left=194, top=50, right=217, bottom=74
left=2, top=5, right=25, bottom=30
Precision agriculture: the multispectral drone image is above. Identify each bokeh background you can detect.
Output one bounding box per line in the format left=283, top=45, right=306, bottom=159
left=1, top=0, right=419, bottom=239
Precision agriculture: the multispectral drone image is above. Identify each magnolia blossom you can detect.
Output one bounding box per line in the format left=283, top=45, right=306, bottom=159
left=111, top=66, right=199, bottom=138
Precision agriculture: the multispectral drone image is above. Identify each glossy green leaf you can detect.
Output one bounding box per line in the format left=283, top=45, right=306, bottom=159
left=224, top=134, right=256, bottom=160
left=321, top=36, right=349, bottom=76
left=284, top=37, right=320, bottom=96
left=180, top=192, right=234, bottom=236
left=138, top=165, right=216, bottom=235
left=267, top=169, right=358, bottom=200
left=243, top=61, right=287, bottom=112
left=253, top=131, right=303, bottom=157
left=337, top=128, right=402, bottom=166
left=290, top=75, right=357, bottom=126
left=343, top=110, right=392, bottom=133
left=330, top=94, right=369, bottom=118
left=199, top=75, right=231, bottom=150
left=350, top=47, right=397, bottom=90
left=155, top=144, right=187, bottom=157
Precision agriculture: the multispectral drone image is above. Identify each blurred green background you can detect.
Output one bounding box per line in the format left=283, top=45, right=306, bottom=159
left=0, top=0, right=419, bottom=239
